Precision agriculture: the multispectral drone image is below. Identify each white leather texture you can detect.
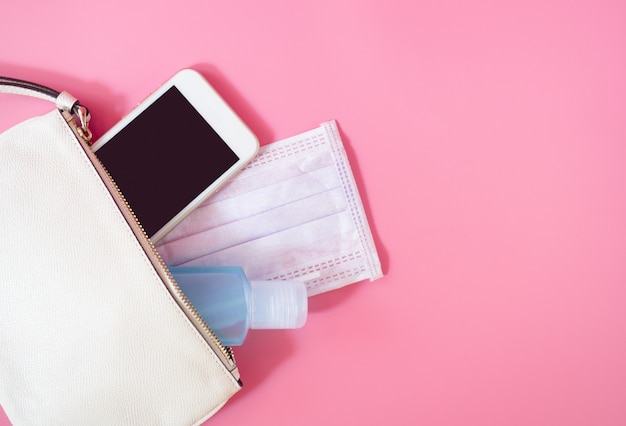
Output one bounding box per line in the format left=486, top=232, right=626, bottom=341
left=0, top=110, right=240, bottom=425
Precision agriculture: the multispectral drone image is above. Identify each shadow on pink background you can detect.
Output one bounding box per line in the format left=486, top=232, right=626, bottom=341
left=2, top=0, right=626, bottom=424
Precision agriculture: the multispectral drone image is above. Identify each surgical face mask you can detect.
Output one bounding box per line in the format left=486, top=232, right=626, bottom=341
left=156, top=120, right=382, bottom=296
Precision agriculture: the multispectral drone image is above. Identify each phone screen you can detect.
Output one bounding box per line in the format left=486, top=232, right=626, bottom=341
left=95, top=86, right=240, bottom=238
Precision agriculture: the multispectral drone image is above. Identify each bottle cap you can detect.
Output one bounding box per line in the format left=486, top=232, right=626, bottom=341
left=249, top=280, right=308, bottom=329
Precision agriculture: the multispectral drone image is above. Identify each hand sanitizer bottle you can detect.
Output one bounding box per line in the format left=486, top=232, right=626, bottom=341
left=169, top=265, right=308, bottom=346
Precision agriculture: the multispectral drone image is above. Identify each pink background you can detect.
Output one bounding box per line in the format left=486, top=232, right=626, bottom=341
left=2, top=1, right=626, bottom=424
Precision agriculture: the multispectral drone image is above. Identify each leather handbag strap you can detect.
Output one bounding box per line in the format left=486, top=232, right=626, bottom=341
left=0, top=76, right=92, bottom=141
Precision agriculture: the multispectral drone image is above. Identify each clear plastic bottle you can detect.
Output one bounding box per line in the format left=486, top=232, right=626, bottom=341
left=169, top=265, right=308, bottom=346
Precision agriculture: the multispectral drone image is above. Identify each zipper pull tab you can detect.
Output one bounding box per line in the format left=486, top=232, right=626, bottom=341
left=75, top=105, right=93, bottom=143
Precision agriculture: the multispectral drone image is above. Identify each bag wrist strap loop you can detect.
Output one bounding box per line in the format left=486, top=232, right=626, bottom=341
left=0, top=76, right=92, bottom=141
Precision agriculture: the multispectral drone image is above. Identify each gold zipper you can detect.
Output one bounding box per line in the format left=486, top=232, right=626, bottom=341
left=62, top=110, right=240, bottom=382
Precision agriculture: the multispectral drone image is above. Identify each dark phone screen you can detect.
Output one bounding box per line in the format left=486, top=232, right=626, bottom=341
left=95, top=86, right=239, bottom=237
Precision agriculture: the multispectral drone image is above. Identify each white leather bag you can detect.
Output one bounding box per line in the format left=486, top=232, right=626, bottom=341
left=0, top=77, right=241, bottom=425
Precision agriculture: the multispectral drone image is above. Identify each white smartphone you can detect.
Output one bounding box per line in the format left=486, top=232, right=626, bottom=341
left=92, top=69, right=259, bottom=243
